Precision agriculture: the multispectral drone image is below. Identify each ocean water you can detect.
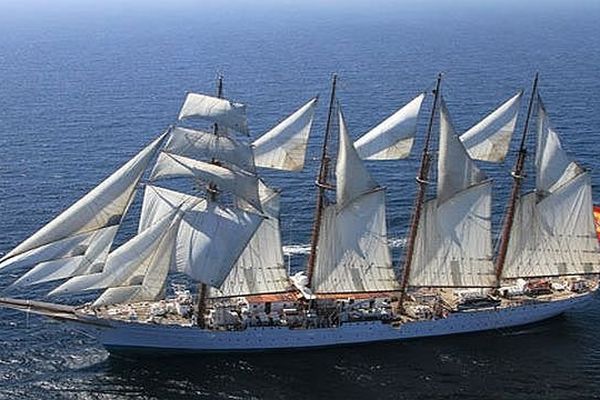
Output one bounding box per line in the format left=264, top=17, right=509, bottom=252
left=1, top=1, right=600, bottom=398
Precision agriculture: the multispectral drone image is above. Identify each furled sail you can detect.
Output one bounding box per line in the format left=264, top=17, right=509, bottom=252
left=150, top=152, right=262, bottom=212
left=312, top=109, right=399, bottom=294
left=252, top=97, right=317, bottom=171
left=51, top=209, right=181, bottom=302
left=502, top=96, right=600, bottom=278
left=408, top=98, right=496, bottom=287
left=212, top=183, right=289, bottom=297
left=164, top=126, right=255, bottom=172
left=0, top=134, right=167, bottom=281
left=176, top=201, right=262, bottom=287
left=460, top=91, right=522, bottom=162
left=354, top=93, right=425, bottom=160
left=178, top=92, right=249, bottom=135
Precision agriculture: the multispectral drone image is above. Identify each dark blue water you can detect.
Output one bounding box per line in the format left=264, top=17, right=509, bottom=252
left=1, top=1, right=600, bottom=398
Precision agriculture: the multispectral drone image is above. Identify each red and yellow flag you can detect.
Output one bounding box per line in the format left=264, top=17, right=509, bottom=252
left=593, top=205, right=600, bottom=242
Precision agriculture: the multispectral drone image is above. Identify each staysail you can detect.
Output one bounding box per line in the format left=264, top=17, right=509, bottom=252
left=0, top=134, right=167, bottom=286
left=312, top=109, right=399, bottom=294
left=408, top=98, right=496, bottom=287
left=51, top=209, right=181, bottom=302
left=252, top=98, right=317, bottom=171
left=502, top=95, right=600, bottom=278
left=354, top=93, right=425, bottom=160
left=460, top=91, right=522, bottom=162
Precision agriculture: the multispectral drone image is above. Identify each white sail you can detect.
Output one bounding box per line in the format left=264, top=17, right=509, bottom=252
left=10, top=226, right=118, bottom=287
left=503, top=174, right=600, bottom=278
left=138, top=185, right=206, bottom=233
left=438, top=98, right=487, bottom=204
left=252, top=98, right=317, bottom=171
left=409, top=182, right=496, bottom=287
left=51, top=210, right=181, bottom=298
left=212, top=184, right=289, bottom=297
left=536, top=96, right=583, bottom=194
left=150, top=152, right=262, bottom=212
left=460, top=91, right=522, bottom=162
left=312, top=109, right=398, bottom=294
left=92, top=214, right=181, bottom=307
left=178, top=92, right=249, bottom=135
left=164, top=126, right=255, bottom=172
left=354, top=93, right=425, bottom=160
left=503, top=97, right=600, bottom=278
left=176, top=202, right=262, bottom=287
left=313, top=190, right=399, bottom=293
left=0, top=133, right=166, bottom=273
left=336, top=108, right=378, bottom=208
left=408, top=100, right=495, bottom=287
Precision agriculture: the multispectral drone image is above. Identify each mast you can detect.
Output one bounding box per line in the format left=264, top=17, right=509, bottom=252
left=306, top=74, right=338, bottom=287
left=195, top=74, right=224, bottom=328
left=398, top=73, right=443, bottom=304
left=494, top=73, right=539, bottom=284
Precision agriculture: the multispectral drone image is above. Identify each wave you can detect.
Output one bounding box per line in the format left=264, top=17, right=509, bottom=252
left=282, top=237, right=406, bottom=256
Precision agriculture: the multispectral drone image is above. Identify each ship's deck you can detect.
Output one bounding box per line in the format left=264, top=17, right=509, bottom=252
left=78, top=278, right=597, bottom=329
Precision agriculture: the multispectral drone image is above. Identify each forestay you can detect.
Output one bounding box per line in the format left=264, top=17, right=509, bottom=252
left=354, top=93, right=425, bottom=160
left=0, top=134, right=167, bottom=285
left=408, top=99, right=495, bottom=287
left=252, top=98, right=317, bottom=171
left=460, top=91, right=522, bottom=162
left=164, top=126, right=255, bottom=172
left=150, top=152, right=262, bottom=212
left=178, top=92, right=249, bottom=135
left=312, top=109, right=399, bottom=294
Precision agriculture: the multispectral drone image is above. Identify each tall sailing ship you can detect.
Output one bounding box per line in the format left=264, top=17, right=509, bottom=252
left=0, top=73, right=598, bottom=353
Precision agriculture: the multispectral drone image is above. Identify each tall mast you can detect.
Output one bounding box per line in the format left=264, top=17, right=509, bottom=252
left=306, top=74, right=338, bottom=288
left=398, top=73, right=443, bottom=303
left=196, top=74, right=225, bottom=328
left=494, top=73, right=539, bottom=283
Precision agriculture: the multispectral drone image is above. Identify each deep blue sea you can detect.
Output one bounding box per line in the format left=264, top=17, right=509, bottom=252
left=1, top=0, right=600, bottom=398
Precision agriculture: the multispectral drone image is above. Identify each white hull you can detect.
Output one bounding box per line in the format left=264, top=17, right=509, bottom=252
left=69, top=292, right=594, bottom=353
